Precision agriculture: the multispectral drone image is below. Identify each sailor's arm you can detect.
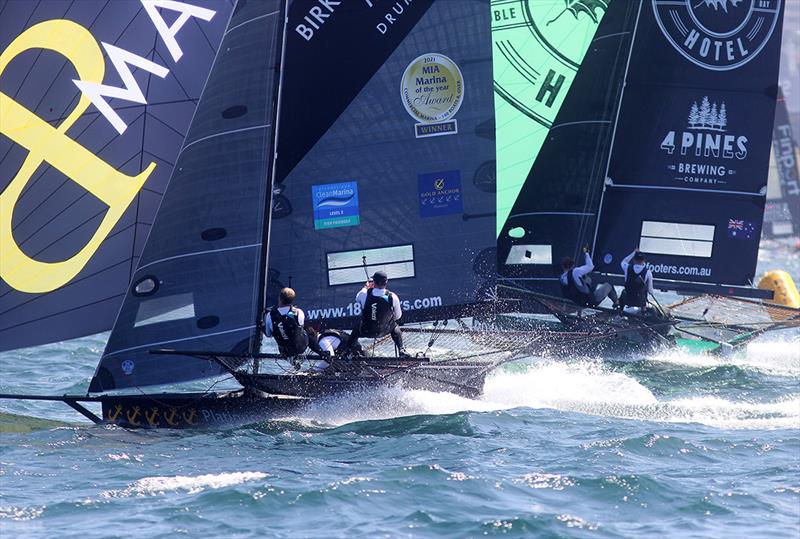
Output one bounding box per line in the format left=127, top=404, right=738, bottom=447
left=263, top=313, right=273, bottom=337
left=574, top=252, right=594, bottom=277
left=621, top=250, right=636, bottom=272
left=645, top=271, right=655, bottom=294
left=296, top=308, right=306, bottom=327
left=355, top=287, right=368, bottom=307
left=392, top=293, right=402, bottom=321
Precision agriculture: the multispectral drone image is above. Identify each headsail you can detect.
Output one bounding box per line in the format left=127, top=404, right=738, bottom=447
left=90, top=0, right=283, bottom=391
left=0, top=0, right=231, bottom=351
left=495, top=0, right=637, bottom=288
left=593, top=0, right=785, bottom=289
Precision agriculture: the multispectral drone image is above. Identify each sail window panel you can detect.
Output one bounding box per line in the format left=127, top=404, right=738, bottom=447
left=641, top=221, right=715, bottom=242
left=326, top=245, right=415, bottom=286
left=504, top=245, right=552, bottom=265
left=329, top=263, right=416, bottom=287
left=640, top=220, right=714, bottom=258
left=327, top=245, right=414, bottom=270
left=134, top=293, right=195, bottom=327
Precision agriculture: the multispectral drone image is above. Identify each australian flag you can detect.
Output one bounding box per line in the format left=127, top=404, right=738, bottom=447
left=727, top=218, right=756, bottom=240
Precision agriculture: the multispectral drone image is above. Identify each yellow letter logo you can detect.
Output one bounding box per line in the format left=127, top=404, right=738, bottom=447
left=0, top=20, right=155, bottom=293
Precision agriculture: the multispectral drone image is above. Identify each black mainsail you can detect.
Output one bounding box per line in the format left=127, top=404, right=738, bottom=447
left=593, top=0, right=785, bottom=291
left=269, top=0, right=495, bottom=327
left=0, top=0, right=231, bottom=351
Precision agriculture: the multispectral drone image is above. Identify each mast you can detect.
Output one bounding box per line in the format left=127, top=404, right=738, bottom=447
left=590, top=0, right=644, bottom=255
left=254, top=0, right=290, bottom=353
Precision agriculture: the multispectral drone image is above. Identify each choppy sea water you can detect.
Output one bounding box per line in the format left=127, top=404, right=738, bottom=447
left=1, top=241, right=798, bottom=538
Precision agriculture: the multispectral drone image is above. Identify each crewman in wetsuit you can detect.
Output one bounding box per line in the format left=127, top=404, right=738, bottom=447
left=344, top=270, right=410, bottom=358
left=263, top=287, right=309, bottom=360
left=619, top=249, right=654, bottom=315
left=306, top=327, right=362, bottom=371
left=560, top=247, right=619, bottom=308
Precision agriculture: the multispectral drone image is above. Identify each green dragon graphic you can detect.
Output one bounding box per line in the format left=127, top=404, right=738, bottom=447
left=547, top=0, right=609, bottom=26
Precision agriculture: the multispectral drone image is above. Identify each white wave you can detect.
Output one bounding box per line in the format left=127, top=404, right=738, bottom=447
left=102, top=471, right=266, bottom=498
left=647, top=337, right=800, bottom=376
left=287, top=360, right=799, bottom=431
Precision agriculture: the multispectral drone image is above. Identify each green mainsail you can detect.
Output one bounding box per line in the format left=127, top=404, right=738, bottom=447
left=491, top=0, right=610, bottom=235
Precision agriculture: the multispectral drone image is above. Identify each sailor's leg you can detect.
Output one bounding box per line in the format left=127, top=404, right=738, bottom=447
left=389, top=322, right=404, bottom=351
left=593, top=283, right=618, bottom=306
left=306, top=327, right=325, bottom=355
left=342, top=327, right=362, bottom=355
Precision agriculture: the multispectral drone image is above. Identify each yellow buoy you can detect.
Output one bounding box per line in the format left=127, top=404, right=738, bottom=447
left=758, top=270, right=800, bottom=309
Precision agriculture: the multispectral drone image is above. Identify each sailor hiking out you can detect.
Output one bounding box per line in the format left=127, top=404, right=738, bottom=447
left=264, top=287, right=309, bottom=358
left=344, top=271, right=410, bottom=358
left=619, top=249, right=654, bottom=315
left=560, top=248, right=619, bottom=308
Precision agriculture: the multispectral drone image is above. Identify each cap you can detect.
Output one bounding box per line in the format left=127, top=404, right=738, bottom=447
left=372, top=270, right=388, bottom=284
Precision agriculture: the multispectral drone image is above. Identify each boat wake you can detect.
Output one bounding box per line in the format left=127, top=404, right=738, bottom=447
left=281, top=359, right=799, bottom=431
left=647, top=336, right=800, bottom=377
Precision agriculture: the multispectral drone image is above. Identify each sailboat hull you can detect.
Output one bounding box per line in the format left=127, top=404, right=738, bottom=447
left=99, top=391, right=308, bottom=429
left=235, top=362, right=495, bottom=400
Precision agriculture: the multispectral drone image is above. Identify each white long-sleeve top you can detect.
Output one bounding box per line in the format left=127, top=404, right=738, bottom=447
left=356, top=287, right=402, bottom=320
left=263, top=305, right=305, bottom=337
left=559, top=252, right=593, bottom=293
left=621, top=251, right=653, bottom=293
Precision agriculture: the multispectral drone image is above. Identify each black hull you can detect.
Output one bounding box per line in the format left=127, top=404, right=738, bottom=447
left=236, top=362, right=494, bottom=399
left=99, top=391, right=307, bottom=429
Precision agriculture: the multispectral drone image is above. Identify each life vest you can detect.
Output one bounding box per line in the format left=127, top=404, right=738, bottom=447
left=360, top=291, right=395, bottom=337
left=623, top=266, right=649, bottom=309
left=269, top=307, right=308, bottom=357
left=560, top=269, right=595, bottom=307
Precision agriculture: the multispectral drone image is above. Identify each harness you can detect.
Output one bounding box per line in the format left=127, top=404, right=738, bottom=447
left=623, top=265, right=649, bottom=309
left=560, top=269, right=595, bottom=307
left=360, top=290, right=395, bottom=337
left=269, top=306, right=308, bottom=357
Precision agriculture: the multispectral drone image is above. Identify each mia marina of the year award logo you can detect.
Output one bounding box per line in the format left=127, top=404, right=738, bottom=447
left=401, top=54, right=464, bottom=138
left=652, top=0, right=781, bottom=71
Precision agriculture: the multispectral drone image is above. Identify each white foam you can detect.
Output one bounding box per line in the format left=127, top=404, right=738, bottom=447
left=102, top=471, right=267, bottom=498
left=286, top=360, right=800, bottom=431
left=648, top=337, right=800, bottom=377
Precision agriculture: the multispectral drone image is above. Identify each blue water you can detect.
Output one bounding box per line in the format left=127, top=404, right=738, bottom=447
left=1, top=242, right=798, bottom=538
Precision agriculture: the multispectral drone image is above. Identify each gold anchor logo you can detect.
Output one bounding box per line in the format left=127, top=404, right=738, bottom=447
left=164, top=407, right=180, bottom=427
left=145, top=407, right=160, bottom=427
left=0, top=20, right=155, bottom=293
left=126, top=405, right=142, bottom=426
left=107, top=403, right=123, bottom=422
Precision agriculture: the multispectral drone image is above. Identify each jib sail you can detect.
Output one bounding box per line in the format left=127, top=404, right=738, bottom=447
left=492, top=0, right=617, bottom=238
left=0, top=0, right=230, bottom=351
left=593, top=0, right=785, bottom=289
left=90, top=0, right=283, bottom=391
left=267, top=0, right=496, bottom=328
left=495, top=0, right=638, bottom=289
